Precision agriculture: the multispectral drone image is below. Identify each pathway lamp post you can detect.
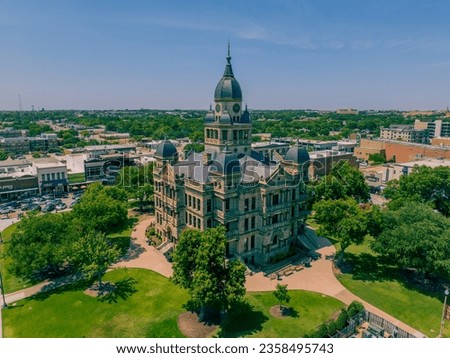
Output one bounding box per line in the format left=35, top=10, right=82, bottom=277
left=438, top=288, right=449, bottom=338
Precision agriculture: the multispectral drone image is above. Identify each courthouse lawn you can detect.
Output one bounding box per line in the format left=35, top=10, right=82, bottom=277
left=3, top=268, right=189, bottom=338
left=337, top=273, right=449, bottom=337
left=219, top=291, right=345, bottom=338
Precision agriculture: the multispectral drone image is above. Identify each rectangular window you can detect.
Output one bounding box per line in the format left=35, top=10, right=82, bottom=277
left=251, top=216, right=256, bottom=229
left=251, top=235, right=255, bottom=249
left=244, top=198, right=249, bottom=211
left=244, top=237, right=249, bottom=252
left=197, top=198, right=200, bottom=211
left=251, top=197, right=256, bottom=210
left=292, top=189, right=296, bottom=200
left=244, top=218, right=249, bottom=231
left=233, top=130, right=238, bottom=140
left=206, top=199, right=212, bottom=213
left=272, top=215, right=278, bottom=224
left=272, top=194, right=279, bottom=205
left=207, top=218, right=212, bottom=228
left=222, top=130, right=228, bottom=140
left=225, top=198, right=230, bottom=212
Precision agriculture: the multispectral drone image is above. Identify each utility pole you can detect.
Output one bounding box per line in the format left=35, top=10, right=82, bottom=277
left=18, top=94, right=22, bottom=111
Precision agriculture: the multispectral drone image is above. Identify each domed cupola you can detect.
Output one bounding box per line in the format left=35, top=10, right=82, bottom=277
left=204, top=104, right=215, bottom=123
left=214, top=44, right=242, bottom=102
left=155, top=139, right=178, bottom=162
left=285, top=142, right=310, bottom=164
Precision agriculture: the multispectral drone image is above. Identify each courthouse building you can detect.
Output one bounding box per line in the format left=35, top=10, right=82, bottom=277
left=153, top=48, right=310, bottom=266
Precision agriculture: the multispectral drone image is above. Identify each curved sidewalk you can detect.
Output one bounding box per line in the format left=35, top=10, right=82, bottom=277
left=1, top=215, right=425, bottom=338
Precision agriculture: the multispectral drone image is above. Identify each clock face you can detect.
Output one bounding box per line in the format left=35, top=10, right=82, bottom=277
left=233, top=103, right=241, bottom=113
left=215, top=104, right=221, bottom=112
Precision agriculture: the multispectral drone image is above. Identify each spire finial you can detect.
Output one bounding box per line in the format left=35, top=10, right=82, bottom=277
left=227, top=40, right=231, bottom=61
left=210, top=103, right=212, bottom=111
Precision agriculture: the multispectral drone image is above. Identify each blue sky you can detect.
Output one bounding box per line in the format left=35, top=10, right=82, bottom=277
left=1, top=0, right=450, bottom=110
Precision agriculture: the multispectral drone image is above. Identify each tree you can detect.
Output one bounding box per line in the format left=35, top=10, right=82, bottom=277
left=183, top=143, right=205, bottom=153
left=7, top=213, right=76, bottom=280
left=134, top=184, right=154, bottom=212
left=273, top=283, right=291, bottom=309
left=383, top=165, right=450, bottom=217
left=309, top=161, right=370, bottom=204
left=172, top=227, right=246, bottom=320
left=371, top=202, right=450, bottom=279
left=71, top=231, right=121, bottom=290
left=72, top=183, right=128, bottom=234
left=171, top=229, right=202, bottom=289
left=313, top=198, right=379, bottom=253
left=0, top=150, right=8, bottom=161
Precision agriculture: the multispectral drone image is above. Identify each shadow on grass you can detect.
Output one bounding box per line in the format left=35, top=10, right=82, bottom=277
left=339, top=252, right=398, bottom=282
left=117, top=237, right=145, bottom=261
left=110, top=236, right=135, bottom=258
left=216, top=301, right=268, bottom=338
left=340, top=251, right=447, bottom=301
left=98, top=277, right=138, bottom=304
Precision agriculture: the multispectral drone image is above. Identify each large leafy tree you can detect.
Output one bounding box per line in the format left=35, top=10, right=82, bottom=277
left=309, top=161, right=370, bottom=204
left=371, top=203, right=450, bottom=279
left=7, top=213, right=76, bottom=280
left=71, top=231, right=121, bottom=289
left=72, top=183, right=128, bottom=234
left=172, top=227, right=246, bottom=320
left=383, top=165, right=450, bottom=217
left=313, top=198, right=380, bottom=253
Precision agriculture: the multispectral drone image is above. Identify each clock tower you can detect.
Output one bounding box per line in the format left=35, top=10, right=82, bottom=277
left=204, top=44, right=252, bottom=156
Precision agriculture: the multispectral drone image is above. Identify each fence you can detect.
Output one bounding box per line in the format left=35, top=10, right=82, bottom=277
left=331, top=310, right=418, bottom=338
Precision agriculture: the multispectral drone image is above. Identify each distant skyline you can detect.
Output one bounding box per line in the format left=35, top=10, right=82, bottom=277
left=1, top=0, right=450, bottom=111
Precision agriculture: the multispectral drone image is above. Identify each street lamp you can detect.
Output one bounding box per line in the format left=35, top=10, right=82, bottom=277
left=439, top=288, right=449, bottom=338
left=0, top=268, right=7, bottom=309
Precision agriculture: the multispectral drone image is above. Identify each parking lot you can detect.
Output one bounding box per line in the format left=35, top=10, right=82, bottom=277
left=0, top=191, right=84, bottom=220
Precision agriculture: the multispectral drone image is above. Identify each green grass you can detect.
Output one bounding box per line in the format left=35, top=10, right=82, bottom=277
left=3, top=267, right=346, bottom=338
left=219, top=291, right=345, bottom=338
left=68, top=172, right=86, bottom=184
left=0, top=222, right=33, bottom=293
left=3, top=268, right=190, bottom=338
left=336, top=238, right=449, bottom=338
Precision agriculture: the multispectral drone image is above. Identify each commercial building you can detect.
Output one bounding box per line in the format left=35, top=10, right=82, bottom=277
left=32, top=161, right=69, bottom=195
left=355, top=138, right=450, bottom=163
left=414, top=119, right=450, bottom=139
left=154, top=49, right=310, bottom=266
left=379, top=125, right=428, bottom=143
left=0, top=160, right=38, bottom=202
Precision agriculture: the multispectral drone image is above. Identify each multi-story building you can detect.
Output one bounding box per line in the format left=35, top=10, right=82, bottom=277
left=379, top=125, right=428, bottom=143
left=414, top=119, right=450, bottom=139
left=32, top=161, right=69, bottom=195
left=153, top=48, right=310, bottom=266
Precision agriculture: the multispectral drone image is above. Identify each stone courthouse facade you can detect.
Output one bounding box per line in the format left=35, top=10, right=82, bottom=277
left=153, top=47, right=310, bottom=266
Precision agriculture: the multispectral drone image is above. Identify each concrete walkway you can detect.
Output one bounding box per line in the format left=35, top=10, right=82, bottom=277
left=1, top=215, right=426, bottom=338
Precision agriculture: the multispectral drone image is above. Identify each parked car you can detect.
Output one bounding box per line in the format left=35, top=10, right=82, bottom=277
left=8, top=201, right=21, bottom=209
left=0, top=206, right=15, bottom=214
left=55, top=203, right=67, bottom=210
left=28, top=203, right=41, bottom=212
left=42, top=204, right=56, bottom=213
